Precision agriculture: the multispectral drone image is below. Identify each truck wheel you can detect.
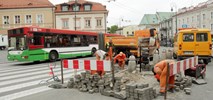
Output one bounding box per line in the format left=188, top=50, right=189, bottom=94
left=203, top=59, right=208, bottom=65
left=49, top=51, right=58, bottom=61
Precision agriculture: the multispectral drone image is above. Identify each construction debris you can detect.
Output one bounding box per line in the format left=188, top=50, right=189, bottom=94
left=184, top=88, right=191, bottom=95
left=192, top=78, right=207, bottom=85
left=175, top=75, right=193, bottom=90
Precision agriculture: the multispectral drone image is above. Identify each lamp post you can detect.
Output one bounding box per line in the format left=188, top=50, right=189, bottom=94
left=171, top=2, right=177, bottom=46
left=74, top=0, right=77, bottom=31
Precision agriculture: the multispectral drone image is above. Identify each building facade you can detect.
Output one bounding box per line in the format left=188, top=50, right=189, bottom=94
left=159, top=18, right=173, bottom=46
left=173, top=0, right=213, bottom=34
left=55, top=0, right=108, bottom=33
left=0, top=0, right=55, bottom=33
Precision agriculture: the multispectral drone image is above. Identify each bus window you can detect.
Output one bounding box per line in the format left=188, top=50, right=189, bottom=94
left=33, top=33, right=43, bottom=45
left=183, top=33, right=194, bottom=42
left=9, top=37, right=26, bottom=50
left=196, top=33, right=208, bottom=42
left=81, top=35, right=89, bottom=46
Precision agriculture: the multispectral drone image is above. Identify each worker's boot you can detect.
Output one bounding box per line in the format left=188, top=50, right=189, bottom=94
left=158, top=92, right=165, bottom=96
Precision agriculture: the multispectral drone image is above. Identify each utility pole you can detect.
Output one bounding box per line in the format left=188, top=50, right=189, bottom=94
left=74, top=0, right=77, bottom=31
left=104, top=12, right=107, bottom=33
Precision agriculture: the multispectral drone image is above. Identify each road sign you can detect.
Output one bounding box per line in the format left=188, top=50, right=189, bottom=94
left=182, top=24, right=188, bottom=28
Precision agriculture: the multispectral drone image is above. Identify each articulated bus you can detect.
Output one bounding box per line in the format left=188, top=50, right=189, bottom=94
left=7, top=27, right=121, bottom=62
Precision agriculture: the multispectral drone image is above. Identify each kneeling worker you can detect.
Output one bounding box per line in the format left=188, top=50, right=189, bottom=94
left=114, top=52, right=126, bottom=70
left=152, top=59, right=175, bottom=95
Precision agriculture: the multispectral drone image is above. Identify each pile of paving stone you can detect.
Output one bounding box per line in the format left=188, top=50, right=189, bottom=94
left=67, top=71, right=128, bottom=99
left=126, top=82, right=157, bottom=100
left=67, top=71, right=106, bottom=93
left=175, top=74, right=193, bottom=94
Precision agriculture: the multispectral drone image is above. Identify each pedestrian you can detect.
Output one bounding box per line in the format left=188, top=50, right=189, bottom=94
left=152, top=59, right=175, bottom=95
left=114, top=52, right=126, bottom=70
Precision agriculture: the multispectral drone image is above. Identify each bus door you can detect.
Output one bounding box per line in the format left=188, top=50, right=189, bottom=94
left=195, top=32, right=211, bottom=56
left=181, top=33, right=195, bottom=55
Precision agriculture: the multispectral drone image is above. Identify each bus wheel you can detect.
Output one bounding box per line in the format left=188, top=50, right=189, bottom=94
left=49, top=51, right=58, bottom=61
left=91, top=48, right=97, bottom=56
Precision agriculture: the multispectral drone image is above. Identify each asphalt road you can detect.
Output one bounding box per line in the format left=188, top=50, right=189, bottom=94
left=0, top=48, right=213, bottom=100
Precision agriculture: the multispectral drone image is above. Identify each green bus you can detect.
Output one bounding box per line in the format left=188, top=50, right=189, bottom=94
left=7, top=26, right=104, bottom=62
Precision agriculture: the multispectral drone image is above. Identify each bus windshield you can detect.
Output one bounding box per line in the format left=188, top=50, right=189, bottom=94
left=8, top=36, right=27, bottom=50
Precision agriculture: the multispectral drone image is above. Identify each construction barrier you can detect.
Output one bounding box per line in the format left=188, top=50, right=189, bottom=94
left=164, top=56, right=198, bottom=99
left=169, top=56, right=198, bottom=76
left=60, top=59, right=112, bottom=84
left=62, top=59, right=111, bottom=71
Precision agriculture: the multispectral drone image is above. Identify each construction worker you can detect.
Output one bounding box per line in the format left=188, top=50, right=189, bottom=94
left=91, top=50, right=106, bottom=76
left=105, top=38, right=114, bottom=60
left=152, top=59, right=175, bottom=95
left=114, top=52, right=126, bottom=70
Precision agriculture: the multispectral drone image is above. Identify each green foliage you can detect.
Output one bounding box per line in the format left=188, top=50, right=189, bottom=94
left=109, top=25, right=118, bottom=33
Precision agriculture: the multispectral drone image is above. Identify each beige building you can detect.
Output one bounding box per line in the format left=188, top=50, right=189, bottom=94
left=173, top=0, right=213, bottom=33
left=0, top=0, right=55, bottom=34
left=122, top=25, right=139, bottom=36
left=55, top=0, right=108, bottom=33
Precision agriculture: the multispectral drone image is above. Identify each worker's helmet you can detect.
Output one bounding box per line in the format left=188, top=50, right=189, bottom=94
left=119, top=52, right=123, bottom=56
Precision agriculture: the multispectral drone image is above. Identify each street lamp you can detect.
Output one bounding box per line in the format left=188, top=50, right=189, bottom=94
left=171, top=2, right=177, bottom=47
left=74, top=0, right=77, bottom=31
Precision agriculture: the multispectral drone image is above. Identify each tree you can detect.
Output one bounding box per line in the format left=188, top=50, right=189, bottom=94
left=110, top=25, right=118, bottom=33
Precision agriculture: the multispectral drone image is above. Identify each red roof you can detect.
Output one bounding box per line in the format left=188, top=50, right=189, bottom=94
left=55, top=0, right=107, bottom=12
left=0, top=0, right=54, bottom=9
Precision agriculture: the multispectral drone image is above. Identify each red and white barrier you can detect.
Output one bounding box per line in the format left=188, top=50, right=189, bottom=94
left=169, top=56, right=198, bottom=76
left=62, top=60, right=111, bottom=71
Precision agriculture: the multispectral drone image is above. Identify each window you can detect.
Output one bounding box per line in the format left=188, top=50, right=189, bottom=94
left=62, top=6, right=69, bottom=11
left=192, top=16, right=194, bottom=22
left=14, top=15, right=20, bottom=24
left=211, top=12, right=213, bottom=19
left=96, top=19, right=102, bottom=27
left=211, top=24, right=213, bottom=30
left=203, top=25, right=206, bottom=28
left=85, top=19, right=91, bottom=27
left=76, top=19, right=80, bottom=28
left=84, top=5, right=91, bottom=11
left=187, top=17, right=189, bottom=23
left=196, top=33, right=208, bottom=41
left=73, top=5, right=80, bottom=11
left=37, top=14, right=43, bottom=23
left=3, top=16, right=9, bottom=24
left=62, top=20, right=69, bottom=29
left=197, top=15, right=200, bottom=21
left=203, top=14, right=206, bottom=20
left=25, top=15, right=32, bottom=24
left=183, top=33, right=194, bottom=42
left=182, top=19, right=184, bottom=24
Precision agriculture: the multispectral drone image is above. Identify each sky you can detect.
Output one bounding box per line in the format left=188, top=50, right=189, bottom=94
left=49, top=0, right=208, bottom=27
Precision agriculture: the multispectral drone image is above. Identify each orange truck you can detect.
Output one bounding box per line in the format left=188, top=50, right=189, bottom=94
left=102, top=28, right=159, bottom=64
